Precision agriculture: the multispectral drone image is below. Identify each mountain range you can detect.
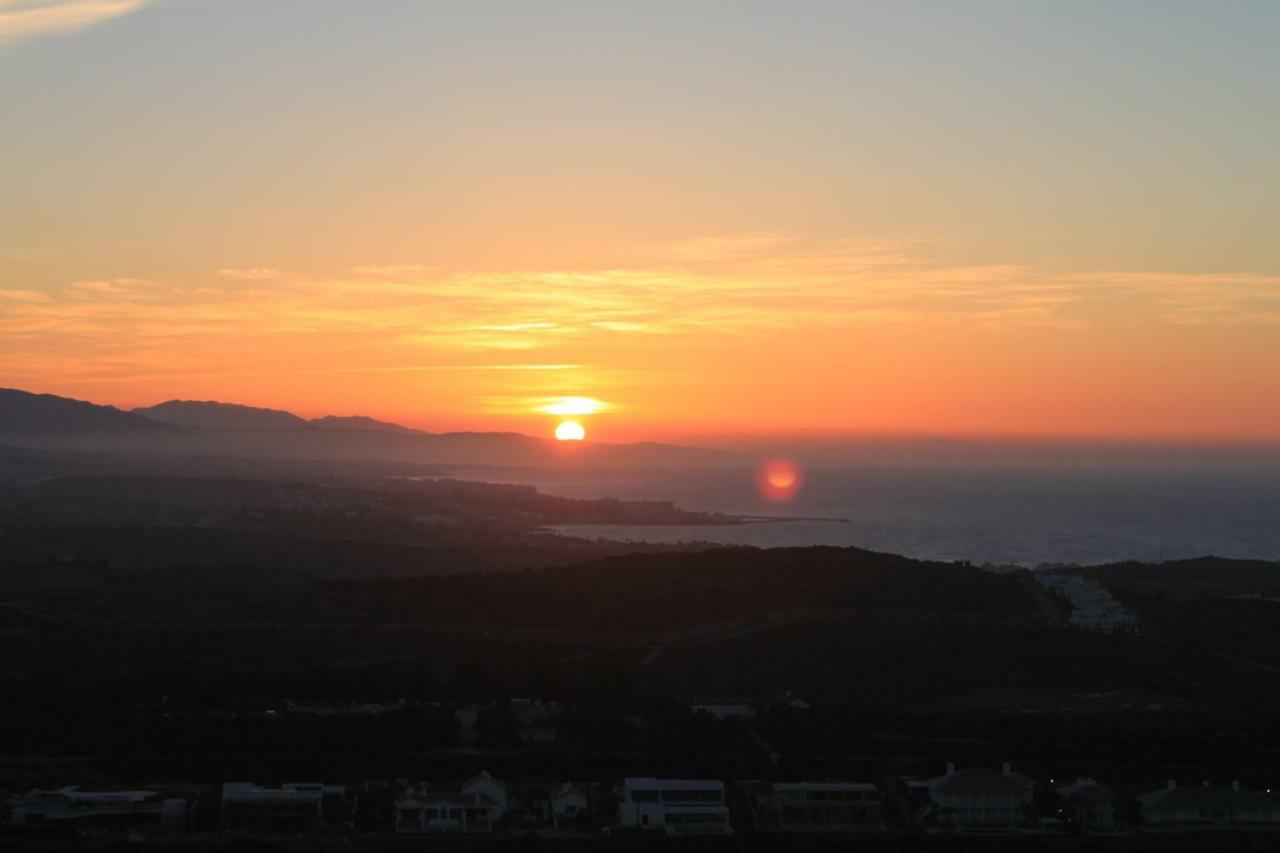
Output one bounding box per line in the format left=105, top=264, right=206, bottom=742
left=0, top=387, right=733, bottom=469
left=133, top=399, right=417, bottom=433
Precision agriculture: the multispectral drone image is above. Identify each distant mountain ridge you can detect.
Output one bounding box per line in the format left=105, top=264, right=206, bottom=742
left=309, top=414, right=420, bottom=434
left=0, top=387, right=735, bottom=468
left=135, top=399, right=309, bottom=431
left=0, top=388, right=175, bottom=434
left=137, top=399, right=429, bottom=435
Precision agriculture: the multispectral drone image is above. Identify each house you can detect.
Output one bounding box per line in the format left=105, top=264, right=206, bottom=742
left=616, top=778, right=732, bottom=835
left=7, top=786, right=192, bottom=833
left=502, top=780, right=588, bottom=831
left=1056, top=779, right=1115, bottom=833
left=506, top=783, right=551, bottom=827
left=1139, top=781, right=1280, bottom=827
left=394, top=771, right=509, bottom=832
left=221, top=783, right=344, bottom=830
left=757, top=781, right=882, bottom=830
left=920, top=763, right=1035, bottom=829
left=550, top=782, right=589, bottom=829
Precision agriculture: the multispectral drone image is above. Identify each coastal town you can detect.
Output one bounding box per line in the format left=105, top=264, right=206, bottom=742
left=8, top=762, right=1280, bottom=843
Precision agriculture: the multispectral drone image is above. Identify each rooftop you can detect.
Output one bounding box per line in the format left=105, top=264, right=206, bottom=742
left=624, top=778, right=724, bottom=791
left=925, top=766, right=1034, bottom=797
left=1140, top=783, right=1277, bottom=812
left=1058, top=779, right=1114, bottom=803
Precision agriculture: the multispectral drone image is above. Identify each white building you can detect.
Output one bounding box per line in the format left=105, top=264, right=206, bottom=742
left=550, top=782, right=589, bottom=828
left=395, top=771, right=509, bottom=833
left=1056, top=778, right=1115, bottom=832
left=919, top=763, right=1034, bottom=829
left=616, top=778, right=732, bottom=835
left=7, top=786, right=189, bottom=832
left=758, top=782, right=882, bottom=830
left=221, top=783, right=343, bottom=829
left=1139, top=781, right=1280, bottom=826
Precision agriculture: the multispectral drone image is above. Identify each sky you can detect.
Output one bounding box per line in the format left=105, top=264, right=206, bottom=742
left=1, top=0, right=1277, bottom=443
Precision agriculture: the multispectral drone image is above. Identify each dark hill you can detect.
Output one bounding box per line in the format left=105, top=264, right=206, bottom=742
left=135, top=399, right=307, bottom=430
left=308, top=415, right=419, bottom=433
left=0, top=387, right=173, bottom=434
left=328, top=546, right=1043, bottom=633
left=0, top=387, right=736, bottom=468
left=1075, top=556, right=1280, bottom=598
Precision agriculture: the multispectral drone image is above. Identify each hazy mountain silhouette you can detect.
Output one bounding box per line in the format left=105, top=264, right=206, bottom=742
left=0, top=388, right=175, bottom=434
left=0, top=387, right=734, bottom=468
left=309, top=414, right=419, bottom=433
left=139, top=400, right=423, bottom=434
left=135, top=399, right=308, bottom=430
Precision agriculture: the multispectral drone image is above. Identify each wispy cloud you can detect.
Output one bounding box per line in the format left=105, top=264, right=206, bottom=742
left=351, top=264, right=439, bottom=277
left=219, top=267, right=289, bottom=281
left=470, top=322, right=559, bottom=333
left=50, top=362, right=589, bottom=385
left=68, top=277, right=156, bottom=295
left=0, top=288, right=52, bottom=302
left=0, top=0, right=149, bottom=47
left=3, top=237, right=1277, bottom=392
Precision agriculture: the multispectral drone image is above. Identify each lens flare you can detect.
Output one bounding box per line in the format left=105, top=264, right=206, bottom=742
left=757, top=459, right=802, bottom=501
left=555, top=420, right=586, bottom=441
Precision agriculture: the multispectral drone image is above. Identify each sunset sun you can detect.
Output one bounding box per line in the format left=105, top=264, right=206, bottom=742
left=555, top=420, right=586, bottom=441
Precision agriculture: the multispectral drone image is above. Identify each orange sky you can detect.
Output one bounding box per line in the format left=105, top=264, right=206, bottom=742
left=1, top=3, right=1277, bottom=444
left=4, top=240, right=1276, bottom=443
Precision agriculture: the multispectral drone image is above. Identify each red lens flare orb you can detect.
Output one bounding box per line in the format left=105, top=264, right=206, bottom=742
left=757, top=459, right=802, bottom=502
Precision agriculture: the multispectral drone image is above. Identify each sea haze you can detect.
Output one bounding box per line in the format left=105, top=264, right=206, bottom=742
left=529, top=442, right=1280, bottom=567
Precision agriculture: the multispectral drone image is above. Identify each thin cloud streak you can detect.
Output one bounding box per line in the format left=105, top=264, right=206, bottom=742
left=0, top=0, right=148, bottom=47
left=219, top=267, right=289, bottom=281
left=3, top=238, right=1278, bottom=416
left=53, top=363, right=588, bottom=385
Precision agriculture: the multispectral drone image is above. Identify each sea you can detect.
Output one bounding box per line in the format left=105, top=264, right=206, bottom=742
left=500, top=444, right=1280, bottom=567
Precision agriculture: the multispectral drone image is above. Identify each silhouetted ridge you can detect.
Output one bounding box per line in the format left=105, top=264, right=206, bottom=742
left=1077, top=555, right=1280, bottom=597
left=0, top=386, right=736, bottom=466
left=0, top=388, right=173, bottom=433
left=135, top=399, right=308, bottom=430
left=328, top=546, right=1042, bottom=633
left=308, top=415, right=421, bottom=434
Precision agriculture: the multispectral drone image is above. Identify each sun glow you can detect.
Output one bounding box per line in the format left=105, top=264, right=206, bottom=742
left=540, top=397, right=606, bottom=417
left=555, top=420, right=586, bottom=441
